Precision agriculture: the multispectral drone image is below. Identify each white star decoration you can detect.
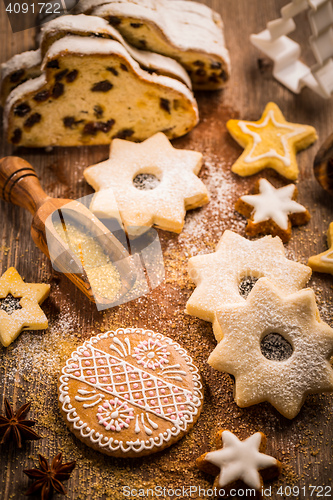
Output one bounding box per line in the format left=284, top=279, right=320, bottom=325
left=83, top=133, right=209, bottom=234
left=206, top=431, right=277, bottom=490
left=240, top=178, right=306, bottom=230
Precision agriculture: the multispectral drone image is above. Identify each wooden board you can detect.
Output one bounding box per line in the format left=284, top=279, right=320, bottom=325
left=1, top=1, right=333, bottom=498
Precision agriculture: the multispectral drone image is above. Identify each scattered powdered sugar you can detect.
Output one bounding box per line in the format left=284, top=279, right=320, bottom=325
left=0, top=294, right=22, bottom=315
left=178, top=154, right=245, bottom=251
left=0, top=305, right=80, bottom=381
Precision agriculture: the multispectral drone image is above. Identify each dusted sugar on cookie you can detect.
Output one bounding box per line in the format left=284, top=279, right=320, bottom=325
left=227, top=102, right=317, bottom=180
left=208, top=278, right=333, bottom=419
left=235, top=178, right=310, bottom=243
left=0, top=267, right=50, bottom=347
left=81, top=0, right=231, bottom=90
left=59, top=328, right=203, bottom=457
left=4, top=36, right=199, bottom=147
left=84, top=132, right=209, bottom=234
left=196, top=430, right=281, bottom=493
left=186, top=230, right=312, bottom=340
left=308, top=222, right=333, bottom=275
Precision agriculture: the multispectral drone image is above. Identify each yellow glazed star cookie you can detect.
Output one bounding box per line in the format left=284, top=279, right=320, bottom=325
left=208, top=278, right=333, bottom=419
left=0, top=267, right=50, bottom=347
left=186, top=230, right=311, bottom=340
left=84, top=132, right=209, bottom=234
left=227, top=102, right=317, bottom=180
left=196, top=430, right=281, bottom=493
left=308, top=222, right=333, bottom=275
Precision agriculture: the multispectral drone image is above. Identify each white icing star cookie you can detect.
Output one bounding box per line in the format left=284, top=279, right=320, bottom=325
left=308, top=222, right=333, bottom=275
left=227, top=102, right=317, bottom=180
left=186, top=230, right=311, bottom=340
left=208, top=278, right=333, bottom=419
left=235, top=178, right=310, bottom=243
left=196, top=430, right=281, bottom=491
left=0, top=268, right=50, bottom=347
left=84, top=132, right=209, bottom=234
left=59, top=328, right=203, bottom=457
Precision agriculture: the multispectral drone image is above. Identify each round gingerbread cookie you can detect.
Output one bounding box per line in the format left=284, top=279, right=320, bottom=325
left=58, top=328, right=203, bottom=457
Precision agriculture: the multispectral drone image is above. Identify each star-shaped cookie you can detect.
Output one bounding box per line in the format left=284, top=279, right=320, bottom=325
left=227, top=102, right=317, bottom=180
left=208, top=278, right=333, bottom=419
left=84, top=132, right=209, bottom=234
left=235, top=178, right=310, bottom=243
left=308, top=222, right=333, bottom=275
left=196, top=430, right=281, bottom=491
left=186, top=230, right=311, bottom=340
left=0, top=268, right=50, bottom=347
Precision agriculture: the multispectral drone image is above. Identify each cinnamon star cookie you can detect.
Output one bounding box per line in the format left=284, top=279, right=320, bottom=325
left=235, top=178, right=310, bottom=243
left=59, top=328, right=203, bottom=457
left=196, top=430, right=281, bottom=493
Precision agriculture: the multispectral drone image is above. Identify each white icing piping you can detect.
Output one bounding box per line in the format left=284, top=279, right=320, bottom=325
left=113, top=336, right=130, bottom=356
left=321, top=252, right=333, bottom=263
left=59, top=327, right=202, bottom=454
left=65, top=345, right=195, bottom=423
left=125, top=337, right=131, bottom=355
left=109, top=344, right=125, bottom=357
left=238, top=110, right=307, bottom=167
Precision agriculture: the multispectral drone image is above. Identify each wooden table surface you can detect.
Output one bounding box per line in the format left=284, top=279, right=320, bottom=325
left=1, top=1, right=333, bottom=499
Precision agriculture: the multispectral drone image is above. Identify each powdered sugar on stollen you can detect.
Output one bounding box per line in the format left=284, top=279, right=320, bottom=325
left=93, top=0, right=230, bottom=63
left=40, top=14, right=191, bottom=88
left=1, top=49, right=41, bottom=84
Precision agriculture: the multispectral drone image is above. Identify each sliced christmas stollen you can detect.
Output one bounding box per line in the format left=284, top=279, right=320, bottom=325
left=0, top=49, right=42, bottom=106
left=4, top=36, right=199, bottom=148
left=88, top=0, right=230, bottom=90
left=0, top=14, right=191, bottom=106
left=39, top=15, right=191, bottom=87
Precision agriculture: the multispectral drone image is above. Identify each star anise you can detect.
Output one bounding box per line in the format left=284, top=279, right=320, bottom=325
left=0, top=398, right=41, bottom=448
left=24, top=453, right=76, bottom=500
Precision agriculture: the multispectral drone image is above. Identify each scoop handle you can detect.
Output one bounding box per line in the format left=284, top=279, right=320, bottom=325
left=0, top=156, right=49, bottom=215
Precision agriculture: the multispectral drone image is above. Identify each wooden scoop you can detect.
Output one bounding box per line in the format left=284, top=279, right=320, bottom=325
left=0, top=156, right=136, bottom=305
